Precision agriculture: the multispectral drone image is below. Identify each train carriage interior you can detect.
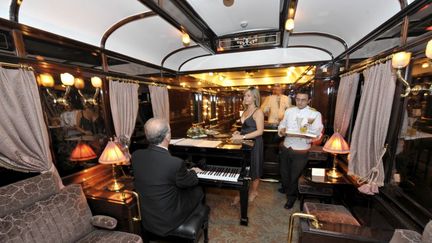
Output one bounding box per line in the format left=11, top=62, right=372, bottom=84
left=0, top=0, right=432, bottom=242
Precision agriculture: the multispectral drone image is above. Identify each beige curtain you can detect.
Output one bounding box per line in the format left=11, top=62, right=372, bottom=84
left=0, top=67, right=55, bottom=174
left=334, top=73, right=360, bottom=137
left=349, top=60, right=396, bottom=189
left=109, top=80, right=139, bottom=142
left=149, top=85, right=169, bottom=121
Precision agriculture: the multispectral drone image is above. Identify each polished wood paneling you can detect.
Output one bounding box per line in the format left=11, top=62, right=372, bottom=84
left=311, top=79, right=336, bottom=133
left=169, top=89, right=193, bottom=137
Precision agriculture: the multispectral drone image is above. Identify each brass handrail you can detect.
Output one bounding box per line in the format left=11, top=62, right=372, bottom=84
left=340, top=54, right=393, bottom=78
left=106, top=76, right=165, bottom=86
left=122, top=190, right=142, bottom=222
left=0, top=61, right=34, bottom=71
left=288, top=212, right=321, bottom=243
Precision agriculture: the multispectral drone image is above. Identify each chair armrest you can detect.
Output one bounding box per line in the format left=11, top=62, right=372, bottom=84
left=91, top=215, right=118, bottom=229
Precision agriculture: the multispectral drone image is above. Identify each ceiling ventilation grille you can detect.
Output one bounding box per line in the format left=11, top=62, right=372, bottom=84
left=216, top=32, right=280, bottom=52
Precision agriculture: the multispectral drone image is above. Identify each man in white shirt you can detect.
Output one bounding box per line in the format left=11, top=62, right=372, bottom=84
left=261, top=84, right=292, bottom=124
left=277, top=90, right=323, bottom=209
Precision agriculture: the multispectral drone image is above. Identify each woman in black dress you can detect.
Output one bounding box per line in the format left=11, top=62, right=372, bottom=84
left=232, top=87, right=264, bottom=204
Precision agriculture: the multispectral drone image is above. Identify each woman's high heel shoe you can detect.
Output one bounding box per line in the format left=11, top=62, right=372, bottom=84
left=231, top=195, right=240, bottom=206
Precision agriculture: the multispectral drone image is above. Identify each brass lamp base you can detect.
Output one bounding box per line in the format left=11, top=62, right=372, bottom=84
left=326, top=168, right=343, bottom=178
left=327, top=154, right=343, bottom=178
left=107, top=164, right=124, bottom=191
left=107, top=179, right=124, bottom=191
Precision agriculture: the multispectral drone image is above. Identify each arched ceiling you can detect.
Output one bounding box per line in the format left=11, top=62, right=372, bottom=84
left=19, top=0, right=149, bottom=47
left=0, top=0, right=408, bottom=73
left=179, top=48, right=330, bottom=72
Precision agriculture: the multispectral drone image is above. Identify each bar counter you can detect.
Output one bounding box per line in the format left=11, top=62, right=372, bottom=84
left=262, top=123, right=283, bottom=179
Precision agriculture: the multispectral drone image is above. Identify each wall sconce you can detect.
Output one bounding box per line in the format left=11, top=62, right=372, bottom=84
left=182, top=32, right=190, bottom=46
left=40, top=72, right=75, bottom=106
left=285, top=18, right=295, bottom=31
left=74, top=77, right=85, bottom=89
left=77, top=76, right=102, bottom=105
left=391, top=51, right=411, bottom=97
left=411, top=84, right=432, bottom=96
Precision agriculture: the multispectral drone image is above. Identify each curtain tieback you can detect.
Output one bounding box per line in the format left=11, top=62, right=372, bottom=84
left=357, top=147, right=387, bottom=195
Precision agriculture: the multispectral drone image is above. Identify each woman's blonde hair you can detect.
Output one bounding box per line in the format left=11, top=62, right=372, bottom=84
left=243, top=86, right=261, bottom=108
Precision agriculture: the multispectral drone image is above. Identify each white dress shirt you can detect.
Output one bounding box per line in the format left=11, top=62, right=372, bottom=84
left=261, top=95, right=291, bottom=124
left=278, top=106, right=323, bottom=150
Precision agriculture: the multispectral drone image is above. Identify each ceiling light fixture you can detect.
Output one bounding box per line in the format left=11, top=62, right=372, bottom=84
left=288, top=8, right=295, bottom=17
left=182, top=32, right=190, bottom=46
left=426, top=39, right=432, bottom=59
left=223, top=0, right=234, bottom=7
left=285, top=18, right=295, bottom=31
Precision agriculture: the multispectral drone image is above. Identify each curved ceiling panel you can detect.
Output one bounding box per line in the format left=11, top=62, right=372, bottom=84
left=106, top=17, right=196, bottom=67
left=294, top=0, right=400, bottom=47
left=163, top=47, right=210, bottom=70
left=19, top=0, right=148, bottom=46
left=288, top=35, right=345, bottom=58
left=0, top=2, right=10, bottom=20
left=180, top=48, right=330, bottom=72
left=186, top=0, right=280, bottom=36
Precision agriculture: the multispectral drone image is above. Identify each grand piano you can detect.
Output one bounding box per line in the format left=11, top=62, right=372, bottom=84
left=169, top=138, right=253, bottom=226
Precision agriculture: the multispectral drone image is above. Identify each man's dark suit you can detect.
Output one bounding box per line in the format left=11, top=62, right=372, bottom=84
left=132, top=144, right=204, bottom=236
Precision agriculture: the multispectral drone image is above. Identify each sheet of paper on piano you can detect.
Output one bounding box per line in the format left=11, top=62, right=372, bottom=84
left=169, top=138, right=186, bottom=145
left=174, top=138, right=222, bottom=148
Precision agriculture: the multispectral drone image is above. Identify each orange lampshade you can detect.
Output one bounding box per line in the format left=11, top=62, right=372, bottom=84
left=323, top=132, right=350, bottom=154
left=70, top=142, right=97, bottom=161
left=98, top=141, right=127, bottom=164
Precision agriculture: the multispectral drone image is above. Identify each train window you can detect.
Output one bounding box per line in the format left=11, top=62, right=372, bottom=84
left=395, top=56, right=432, bottom=216
left=0, top=29, right=14, bottom=54
left=37, top=72, right=108, bottom=177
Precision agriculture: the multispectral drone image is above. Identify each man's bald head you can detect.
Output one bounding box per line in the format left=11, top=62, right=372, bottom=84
left=144, top=118, right=170, bottom=145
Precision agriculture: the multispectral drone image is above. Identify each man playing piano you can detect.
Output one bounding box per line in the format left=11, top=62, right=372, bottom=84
left=278, top=90, right=323, bottom=209
left=132, top=118, right=205, bottom=236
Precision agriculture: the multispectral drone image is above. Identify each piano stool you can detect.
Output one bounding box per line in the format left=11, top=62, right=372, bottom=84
left=298, top=176, right=333, bottom=210
left=142, top=204, right=210, bottom=243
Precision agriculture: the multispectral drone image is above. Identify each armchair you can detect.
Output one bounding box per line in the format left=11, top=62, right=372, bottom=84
left=0, top=172, right=142, bottom=243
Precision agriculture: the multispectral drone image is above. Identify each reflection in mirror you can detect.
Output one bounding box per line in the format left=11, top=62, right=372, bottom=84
left=133, top=85, right=152, bottom=140
left=192, top=92, right=203, bottom=124
left=38, top=72, right=108, bottom=177
left=396, top=56, right=432, bottom=215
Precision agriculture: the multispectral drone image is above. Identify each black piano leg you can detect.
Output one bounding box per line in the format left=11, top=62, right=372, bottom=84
left=239, top=187, right=249, bottom=226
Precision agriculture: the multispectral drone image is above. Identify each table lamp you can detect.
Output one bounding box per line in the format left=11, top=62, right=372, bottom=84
left=322, top=132, right=350, bottom=178
left=69, top=141, right=97, bottom=161
left=98, top=140, right=127, bottom=191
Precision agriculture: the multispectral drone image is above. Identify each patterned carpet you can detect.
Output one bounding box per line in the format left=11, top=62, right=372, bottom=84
left=203, top=181, right=300, bottom=243
left=150, top=181, right=300, bottom=243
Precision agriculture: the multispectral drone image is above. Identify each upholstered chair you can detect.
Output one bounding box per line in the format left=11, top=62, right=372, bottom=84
left=0, top=172, right=142, bottom=243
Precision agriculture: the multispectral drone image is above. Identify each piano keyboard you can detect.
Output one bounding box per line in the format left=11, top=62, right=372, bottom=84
left=196, top=165, right=241, bottom=182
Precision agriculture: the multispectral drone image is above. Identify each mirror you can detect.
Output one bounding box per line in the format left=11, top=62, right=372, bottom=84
left=38, top=72, right=108, bottom=177
left=395, top=56, right=432, bottom=215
